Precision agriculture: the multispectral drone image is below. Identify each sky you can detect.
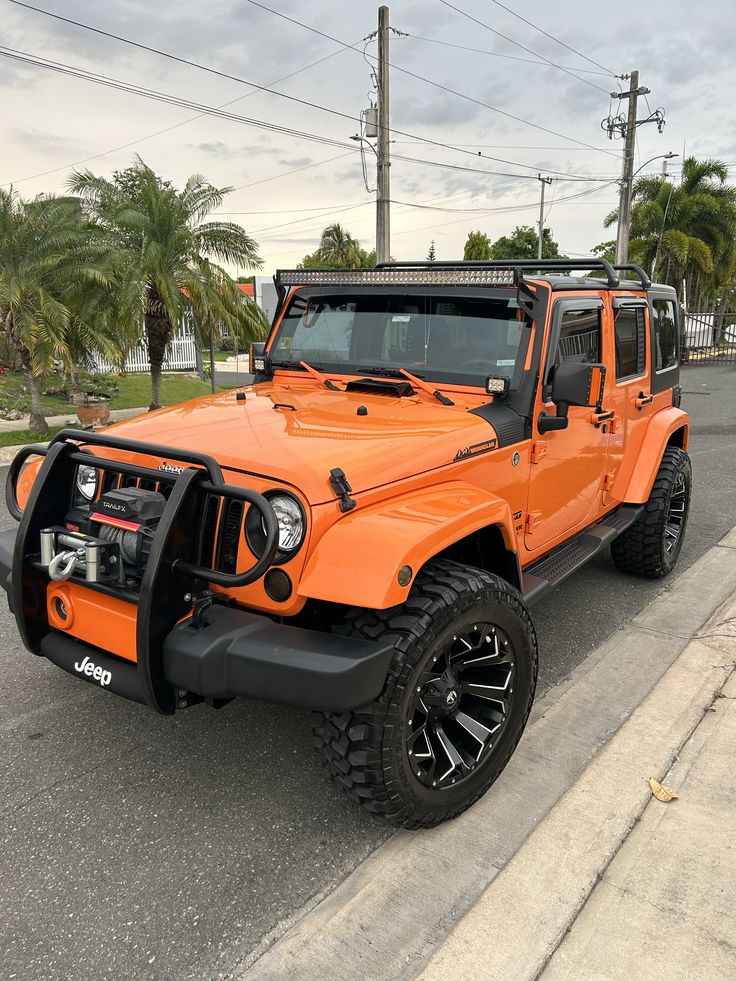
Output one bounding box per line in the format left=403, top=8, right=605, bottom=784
left=3, top=0, right=736, bottom=275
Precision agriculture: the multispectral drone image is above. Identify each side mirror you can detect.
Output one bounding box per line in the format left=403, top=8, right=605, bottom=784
left=538, top=362, right=606, bottom=434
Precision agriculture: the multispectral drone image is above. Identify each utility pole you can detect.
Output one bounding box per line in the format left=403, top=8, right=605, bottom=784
left=537, top=174, right=552, bottom=260
left=612, top=70, right=650, bottom=265
left=376, top=5, right=391, bottom=265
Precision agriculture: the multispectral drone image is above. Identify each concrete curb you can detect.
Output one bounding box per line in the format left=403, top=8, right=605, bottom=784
left=419, top=596, right=736, bottom=981
left=233, top=532, right=736, bottom=981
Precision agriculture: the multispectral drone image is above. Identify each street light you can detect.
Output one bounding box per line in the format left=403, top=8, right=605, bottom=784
left=631, top=151, right=679, bottom=180
left=617, top=152, right=678, bottom=269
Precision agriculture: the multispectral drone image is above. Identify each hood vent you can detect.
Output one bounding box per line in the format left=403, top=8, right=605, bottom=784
left=344, top=378, right=415, bottom=398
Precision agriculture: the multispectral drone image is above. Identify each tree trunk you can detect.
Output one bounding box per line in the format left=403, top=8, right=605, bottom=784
left=713, top=290, right=729, bottom=346
left=4, top=310, right=48, bottom=433
left=26, top=370, right=49, bottom=434
left=145, top=284, right=172, bottom=411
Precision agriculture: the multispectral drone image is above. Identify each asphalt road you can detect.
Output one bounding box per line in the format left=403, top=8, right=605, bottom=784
left=1, top=364, right=734, bottom=981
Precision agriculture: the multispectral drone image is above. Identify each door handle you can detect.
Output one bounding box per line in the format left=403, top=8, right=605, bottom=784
left=589, top=409, right=614, bottom=427
left=635, top=392, right=653, bottom=409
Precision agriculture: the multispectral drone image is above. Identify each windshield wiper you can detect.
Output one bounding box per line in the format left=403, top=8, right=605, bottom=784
left=270, top=358, right=341, bottom=391
left=355, top=366, right=454, bottom=405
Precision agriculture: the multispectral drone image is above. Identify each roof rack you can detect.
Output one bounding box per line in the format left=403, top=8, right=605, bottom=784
left=275, top=258, right=624, bottom=290
left=376, top=258, right=621, bottom=288
left=612, top=263, right=651, bottom=289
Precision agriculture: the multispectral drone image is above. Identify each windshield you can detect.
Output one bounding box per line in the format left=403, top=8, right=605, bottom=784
left=271, top=288, right=532, bottom=388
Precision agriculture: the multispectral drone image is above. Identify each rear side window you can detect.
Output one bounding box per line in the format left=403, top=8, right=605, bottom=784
left=614, top=307, right=646, bottom=379
left=652, top=298, right=678, bottom=371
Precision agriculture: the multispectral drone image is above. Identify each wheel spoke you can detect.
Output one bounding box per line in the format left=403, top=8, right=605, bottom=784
left=455, top=710, right=495, bottom=744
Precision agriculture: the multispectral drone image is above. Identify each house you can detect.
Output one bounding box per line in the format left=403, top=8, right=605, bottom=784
left=90, top=278, right=275, bottom=373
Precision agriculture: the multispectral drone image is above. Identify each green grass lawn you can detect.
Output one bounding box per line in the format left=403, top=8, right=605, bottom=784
left=0, top=371, right=221, bottom=418
left=107, top=373, right=217, bottom=409
left=0, top=425, right=66, bottom=448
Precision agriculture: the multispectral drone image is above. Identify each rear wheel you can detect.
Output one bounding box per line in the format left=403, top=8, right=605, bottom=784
left=611, top=446, right=692, bottom=578
left=311, top=559, right=538, bottom=829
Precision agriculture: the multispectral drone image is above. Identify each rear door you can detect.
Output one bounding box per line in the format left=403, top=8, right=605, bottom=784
left=607, top=296, right=656, bottom=488
left=525, top=296, right=610, bottom=552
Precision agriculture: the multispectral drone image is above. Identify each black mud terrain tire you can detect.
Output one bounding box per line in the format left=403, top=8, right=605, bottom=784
left=311, top=559, right=538, bottom=829
left=611, top=446, right=692, bottom=578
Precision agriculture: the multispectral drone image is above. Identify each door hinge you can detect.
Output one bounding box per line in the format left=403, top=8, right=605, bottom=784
left=603, top=472, right=616, bottom=492
left=525, top=510, right=542, bottom=534
left=530, top=440, right=547, bottom=465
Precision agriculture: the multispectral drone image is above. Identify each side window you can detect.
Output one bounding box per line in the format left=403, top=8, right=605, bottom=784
left=652, top=298, right=678, bottom=371
left=557, top=308, right=601, bottom=365
left=614, top=307, right=646, bottom=379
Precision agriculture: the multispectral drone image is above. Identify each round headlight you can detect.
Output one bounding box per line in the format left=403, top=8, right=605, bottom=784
left=266, top=494, right=304, bottom=552
left=76, top=464, right=99, bottom=501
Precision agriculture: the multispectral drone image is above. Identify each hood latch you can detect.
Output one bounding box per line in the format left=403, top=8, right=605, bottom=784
left=329, top=468, right=357, bottom=513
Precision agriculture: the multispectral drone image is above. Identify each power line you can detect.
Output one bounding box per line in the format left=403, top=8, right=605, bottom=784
left=406, top=34, right=611, bottom=75
left=11, top=0, right=617, bottom=177
left=2, top=35, right=360, bottom=187
left=0, top=47, right=617, bottom=186
left=390, top=180, right=619, bottom=239
left=231, top=152, right=355, bottom=191
left=437, top=0, right=613, bottom=94
left=390, top=150, right=616, bottom=182
left=485, top=0, right=618, bottom=76
left=239, top=0, right=619, bottom=157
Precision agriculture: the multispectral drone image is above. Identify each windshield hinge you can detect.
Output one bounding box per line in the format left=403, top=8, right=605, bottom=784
left=329, top=468, right=357, bottom=513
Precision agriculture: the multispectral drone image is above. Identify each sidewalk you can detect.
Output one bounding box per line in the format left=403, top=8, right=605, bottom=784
left=420, top=583, right=736, bottom=980
left=239, top=530, right=736, bottom=981
left=0, top=407, right=147, bottom=464
left=0, top=405, right=147, bottom=434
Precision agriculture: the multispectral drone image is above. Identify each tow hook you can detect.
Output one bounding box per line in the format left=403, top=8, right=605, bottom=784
left=185, top=589, right=215, bottom=629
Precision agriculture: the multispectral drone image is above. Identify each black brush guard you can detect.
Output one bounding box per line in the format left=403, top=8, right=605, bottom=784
left=2, top=430, right=394, bottom=715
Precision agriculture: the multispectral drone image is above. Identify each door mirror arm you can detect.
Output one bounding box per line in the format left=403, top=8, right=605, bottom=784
left=537, top=404, right=569, bottom=433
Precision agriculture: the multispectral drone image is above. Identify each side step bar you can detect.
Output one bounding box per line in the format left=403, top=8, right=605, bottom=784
left=522, top=505, right=643, bottom=606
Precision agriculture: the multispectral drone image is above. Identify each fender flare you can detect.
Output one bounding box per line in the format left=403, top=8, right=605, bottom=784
left=299, top=481, right=516, bottom=610
left=618, top=407, right=690, bottom=503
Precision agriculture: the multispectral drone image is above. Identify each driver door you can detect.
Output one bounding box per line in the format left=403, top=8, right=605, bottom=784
left=525, top=298, right=610, bottom=553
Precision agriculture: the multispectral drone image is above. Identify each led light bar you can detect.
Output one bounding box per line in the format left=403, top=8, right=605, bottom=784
left=276, top=267, right=517, bottom=287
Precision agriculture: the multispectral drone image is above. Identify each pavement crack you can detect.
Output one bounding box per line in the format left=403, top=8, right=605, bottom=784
left=601, top=879, right=736, bottom=955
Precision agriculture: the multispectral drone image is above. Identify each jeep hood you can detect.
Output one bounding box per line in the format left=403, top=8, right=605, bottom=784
left=103, top=379, right=500, bottom=504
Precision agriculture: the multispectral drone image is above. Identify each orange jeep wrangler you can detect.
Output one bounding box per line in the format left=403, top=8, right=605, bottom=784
left=0, top=259, right=690, bottom=828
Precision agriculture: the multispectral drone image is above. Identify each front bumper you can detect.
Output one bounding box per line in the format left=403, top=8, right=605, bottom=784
left=1, top=524, right=392, bottom=712
left=3, top=431, right=394, bottom=714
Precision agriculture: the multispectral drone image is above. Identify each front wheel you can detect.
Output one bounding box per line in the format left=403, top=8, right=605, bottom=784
left=611, top=446, right=692, bottom=578
left=311, top=560, right=538, bottom=829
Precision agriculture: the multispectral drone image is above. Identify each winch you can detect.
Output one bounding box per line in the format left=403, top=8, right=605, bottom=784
left=39, top=486, right=166, bottom=585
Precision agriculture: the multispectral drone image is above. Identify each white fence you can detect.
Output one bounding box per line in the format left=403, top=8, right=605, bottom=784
left=90, top=326, right=198, bottom=374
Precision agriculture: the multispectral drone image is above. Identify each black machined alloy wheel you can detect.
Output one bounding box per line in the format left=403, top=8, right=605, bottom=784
left=408, top=623, right=516, bottom=790
left=611, top=446, right=692, bottom=579
left=311, top=560, right=538, bottom=829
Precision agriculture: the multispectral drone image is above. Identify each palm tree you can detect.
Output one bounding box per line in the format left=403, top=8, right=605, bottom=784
left=604, top=157, right=736, bottom=305
left=317, top=224, right=363, bottom=268
left=69, top=158, right=265, bottom=409
left=0, top=189, right=110, bottom=433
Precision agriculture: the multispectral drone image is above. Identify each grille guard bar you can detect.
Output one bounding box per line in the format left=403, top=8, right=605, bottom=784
left=7, top=429, right=280, bottom=714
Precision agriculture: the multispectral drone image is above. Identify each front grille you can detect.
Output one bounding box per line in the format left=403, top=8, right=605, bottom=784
left=97, top=466, right=248, bottom=580
left=216, top=499, right=244, bottom=574
left=198, top=495, right=220, bottom=567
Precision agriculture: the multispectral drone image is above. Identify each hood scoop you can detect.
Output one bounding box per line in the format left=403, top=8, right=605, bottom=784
left=344, top=378, right=415, bottom=398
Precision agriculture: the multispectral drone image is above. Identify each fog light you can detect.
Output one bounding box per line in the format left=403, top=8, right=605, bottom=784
left=264, top=569, right=292, bottom=602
